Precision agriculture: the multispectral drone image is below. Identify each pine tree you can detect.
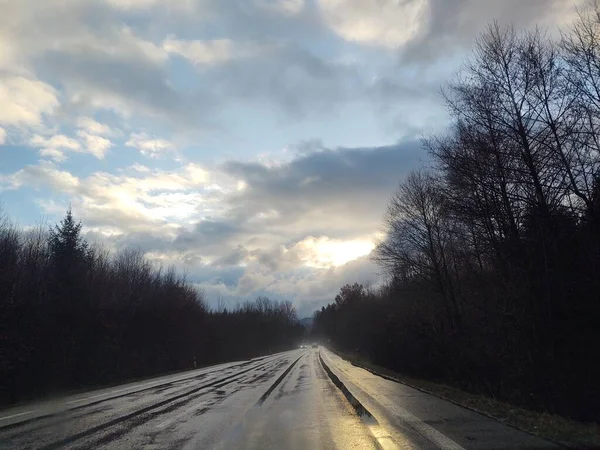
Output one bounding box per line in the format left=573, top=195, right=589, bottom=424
left=47, top=208, right=90, bottom=311
left=49, top=207, right=88, bottom=264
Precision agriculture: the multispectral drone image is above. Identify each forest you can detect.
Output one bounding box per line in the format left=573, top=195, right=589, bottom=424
left=313, top=11, right=600, bottom=423
left=0, top=208, right=303, bottom=406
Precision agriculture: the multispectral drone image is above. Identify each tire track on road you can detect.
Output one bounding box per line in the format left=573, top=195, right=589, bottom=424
left=2, top=353, right=295, bottom=450
left=255, top=352, right=305, bottom=406
left=0, top=354, right=277, bottom=432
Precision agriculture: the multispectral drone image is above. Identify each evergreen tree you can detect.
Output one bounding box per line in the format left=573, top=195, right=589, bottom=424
left=49, top=207, right=88, bottom=264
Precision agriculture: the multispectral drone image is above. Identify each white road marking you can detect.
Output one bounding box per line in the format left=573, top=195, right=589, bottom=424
left=0, top=410, right=35, bottom=422
left=321, top=350, right=466, bottom=450
left=156, top=401, right=208, bottom=429
left=387, top=403, right=465, bottom=450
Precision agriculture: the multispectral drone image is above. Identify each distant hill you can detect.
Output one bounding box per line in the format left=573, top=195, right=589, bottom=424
left=299, top=317, right=314, bottom=328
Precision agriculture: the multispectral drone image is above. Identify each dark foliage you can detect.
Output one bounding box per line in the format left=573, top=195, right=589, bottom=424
left=314, top=13, right=600, bottom=423
left=0, top=209, right=302, bottom=405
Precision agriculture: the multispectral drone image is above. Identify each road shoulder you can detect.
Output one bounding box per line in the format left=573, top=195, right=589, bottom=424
left=327, top=350, right=600, bottom=450
left=320, top=348, right=563, bottom=450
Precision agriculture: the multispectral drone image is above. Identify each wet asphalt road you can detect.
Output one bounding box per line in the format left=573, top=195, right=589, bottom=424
left=0, top=348, right=559, bottom=449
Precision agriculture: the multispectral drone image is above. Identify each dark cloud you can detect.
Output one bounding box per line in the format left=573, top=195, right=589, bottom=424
left=80, top=139, right=421, bottom=315
left=208, top=43, right=360, bottom=118
left=106, top=139, right=423, bottom=265
left=401, top=0, right=576, bottom=64
left=210, top=245, right=249, bottom=268
left=173, top=219, right=246, bottom=254
left=222, top=138, right=424, bottom=236
left=40, top=50, right=215, bottom=127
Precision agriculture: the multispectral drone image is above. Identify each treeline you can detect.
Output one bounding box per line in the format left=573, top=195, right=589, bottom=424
left=0, top=208, right=303, bottom=405
left=314, top=11, right=600, bottom=422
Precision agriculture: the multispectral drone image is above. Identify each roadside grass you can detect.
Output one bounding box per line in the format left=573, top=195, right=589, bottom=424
left=334, top=351, right=600, bottom=450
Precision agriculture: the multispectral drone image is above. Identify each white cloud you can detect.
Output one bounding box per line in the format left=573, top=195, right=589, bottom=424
left=130, top=163, right=151, bottom=173
left=0, top=76, right=59, bottom=127
left=76, top=131, right=112, bottom=159
left=0, top=161, right=80, bottom=192
left=163, top=37, right=233, bottom=66
left=125, top=132, right=175, bottom=158
left=2, top=0, right=591, bottom=318
left=5, top=161, right=216, bottom=232
left=254, top=0, right=305, bottom=16
left=163, top=37, right=263, bottom=66
left=30, top=134, right=81, bottom=162
left=76, top=116, right=114, bottom=136
left=30, top=132, right=111, bottom=161
left=106, top=0, right=165, bottom=9
left=105, top=0, right=194, bottom=11
left=0, top=35, right=19, bottom=71
left=294, top=235, right=375, bottom=268
left=317, top=0, right=428, bottom=48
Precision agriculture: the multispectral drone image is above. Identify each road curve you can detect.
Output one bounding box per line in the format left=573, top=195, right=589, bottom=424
left=0, top=348, right=560, bottom=449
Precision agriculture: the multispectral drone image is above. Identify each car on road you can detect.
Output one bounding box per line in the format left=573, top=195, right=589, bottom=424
left=311, top=343, right=318, bottom=348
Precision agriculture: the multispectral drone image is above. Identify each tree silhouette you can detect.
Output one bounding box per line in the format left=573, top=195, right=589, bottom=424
left=0, top=206, right=302, bottom=406
left=315, top=12, right=600, bottom=423
left=49, top=207, right=88, bottom=264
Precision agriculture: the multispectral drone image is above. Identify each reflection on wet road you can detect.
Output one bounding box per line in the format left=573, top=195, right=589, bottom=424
left=0, top=349, right=560, bottom=449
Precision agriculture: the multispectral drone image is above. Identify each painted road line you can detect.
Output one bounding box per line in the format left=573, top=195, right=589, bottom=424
left=0, top=411, right=35, bottom=422
left=321, top=350, right=466, bottom=450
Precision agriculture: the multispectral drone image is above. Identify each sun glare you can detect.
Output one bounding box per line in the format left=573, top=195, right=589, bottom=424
left=300, top=236, right=374, bottom=268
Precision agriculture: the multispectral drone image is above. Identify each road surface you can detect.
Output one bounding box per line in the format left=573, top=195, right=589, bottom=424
left=0, top=348, right=559, bottom=449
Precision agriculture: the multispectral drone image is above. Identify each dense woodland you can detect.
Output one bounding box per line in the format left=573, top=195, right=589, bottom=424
left=0, top=209, right=303, bottom=405
left=314, top=11, right=600, bottom=423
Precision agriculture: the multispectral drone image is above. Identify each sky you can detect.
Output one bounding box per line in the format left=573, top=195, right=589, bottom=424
left=0, top=0, right=584, bottom=317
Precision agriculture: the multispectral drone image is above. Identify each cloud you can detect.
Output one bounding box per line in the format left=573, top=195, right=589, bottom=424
left=317, top=0, right=427, bottom=48
left=170, top=140, right=419, bottom=310
left=192, top=253, right=380, bottom=317
left=254, top=0, right=305, bottom=16
left=105, top=0, right=195, bottom=11
left=29, top=132, right=112, bottom=161
left=0, top=0, right=438, bottom=134
left=316, top=0, right=586, bottom=62
left=2, top=0, right=587, bottom=317
left=76, top=116, right=114, bottom=136
left=163, top=37, right=235, bottom=66
left=87, top=139, right=421, bottom=275
left=0, top=161, right=80, bottom=192
left=399, top=0, right=586, bottom=63
left=125, top=132, right=175, bottom=158
left=208, top=43, right=361, bottom=117
left=30, top=134, right=81, bottom=162
left=77, top=131, right=113, bottom=159
left=69, top=164, right=214, bottom=232
left=1, top=160, right=215, bottom=233
left=83, top=139, right=419, bottom=312
left=221, top=139, right=423, bottom=238
left=3, top=138, right=418, bottom=314
left=0, top=76, right=59, bottom=128
left=0, top=0, right=214, bottom=128
left=162, top=37, right=263, bottom=67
